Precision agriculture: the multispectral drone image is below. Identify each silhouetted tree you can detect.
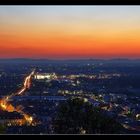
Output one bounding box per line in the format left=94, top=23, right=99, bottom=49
left=52, top=97, right=124, bottom=134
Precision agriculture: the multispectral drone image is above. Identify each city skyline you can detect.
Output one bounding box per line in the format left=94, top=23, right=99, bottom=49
left=1, top=6, right=140, bottom=59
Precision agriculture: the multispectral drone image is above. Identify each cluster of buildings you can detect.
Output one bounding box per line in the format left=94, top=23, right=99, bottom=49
left=32, top=72, right=140, bottom=133
left=0, top=69, right=140, bottom=134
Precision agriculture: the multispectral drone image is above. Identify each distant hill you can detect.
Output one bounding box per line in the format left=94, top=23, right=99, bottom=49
left=0, top=58, right=140, bottom=64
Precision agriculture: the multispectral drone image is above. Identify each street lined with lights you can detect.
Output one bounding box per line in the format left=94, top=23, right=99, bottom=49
left=0, top=69, right=35, bottom=125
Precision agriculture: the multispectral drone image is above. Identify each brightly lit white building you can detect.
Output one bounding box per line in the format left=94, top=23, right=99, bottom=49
left=34, top=73, right=57, bottom=80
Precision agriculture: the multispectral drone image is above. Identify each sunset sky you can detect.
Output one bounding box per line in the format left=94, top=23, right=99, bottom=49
left=1, top=6, right=140, bottom=59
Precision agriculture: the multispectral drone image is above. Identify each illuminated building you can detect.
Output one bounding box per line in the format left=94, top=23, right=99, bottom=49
left=34, top=73, right=57, bottom=80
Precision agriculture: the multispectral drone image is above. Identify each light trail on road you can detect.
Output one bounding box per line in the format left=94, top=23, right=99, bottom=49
left=0, top=69, right=35, bottom=125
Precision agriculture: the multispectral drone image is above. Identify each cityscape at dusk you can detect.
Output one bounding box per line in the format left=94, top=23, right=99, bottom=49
left=1, top=6, right=140, bottom=135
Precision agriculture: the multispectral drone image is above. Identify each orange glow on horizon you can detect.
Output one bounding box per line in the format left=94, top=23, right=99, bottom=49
left=1, top=6, right=140, bottom=59
left=1, top=32, right=140, bottom=59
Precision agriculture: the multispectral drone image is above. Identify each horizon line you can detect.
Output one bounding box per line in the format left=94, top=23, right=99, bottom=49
left=0, top=57, right=140, bottom=61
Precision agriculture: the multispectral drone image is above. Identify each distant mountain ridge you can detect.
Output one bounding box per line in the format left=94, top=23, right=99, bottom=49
left=0, top=58, right=139, bottom=60
left=0, top=58, right=140, bottom=63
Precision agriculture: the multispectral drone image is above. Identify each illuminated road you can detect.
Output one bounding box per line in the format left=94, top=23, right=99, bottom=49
left=0, top=69, right=139, bottom=132
left=0, top=69, right=35, bottom=125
